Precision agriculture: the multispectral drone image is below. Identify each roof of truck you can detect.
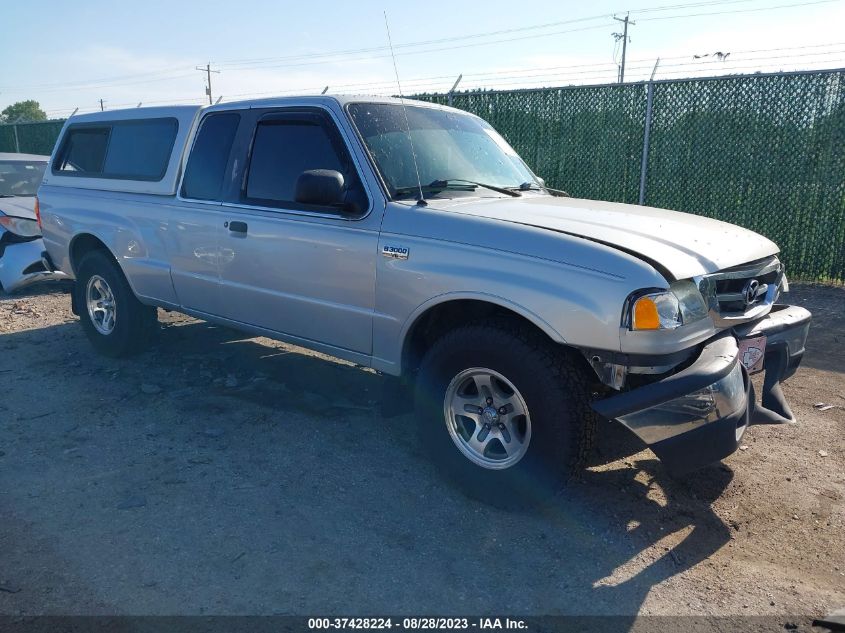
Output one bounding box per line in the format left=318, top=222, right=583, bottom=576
left=204, top=94, right=457, bottom=114
left=63, top=95, right=456, bottom=123
left=61, top=104, right=202, bottom=125
left=41, top=96, right=464, bottom=196
left=206, top=94, right=436, bottom=108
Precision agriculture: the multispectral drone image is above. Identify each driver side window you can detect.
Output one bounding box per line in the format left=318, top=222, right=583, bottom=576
left=242, top=112, right=367, bottom=215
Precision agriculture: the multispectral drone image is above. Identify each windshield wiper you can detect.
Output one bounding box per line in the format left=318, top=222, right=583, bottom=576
left=393, top=185, right=454, bottom=200
left=432, top=179, right=521, bottom=197
left=513, top=181, right=570, bottom=197
left=393, top=179, right=522, bottom=201
left=0, top=194, right=17, bottom=198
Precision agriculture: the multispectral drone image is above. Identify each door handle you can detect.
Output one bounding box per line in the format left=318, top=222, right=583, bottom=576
left=227, top=220, right=248, bottom=234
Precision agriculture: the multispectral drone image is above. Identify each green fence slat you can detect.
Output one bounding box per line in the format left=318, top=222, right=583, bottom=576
left=417, top=71, right=845, bottom=283
left=0, top=120, right=65, bottom=156
left=2, top=71, right=843, bottom=283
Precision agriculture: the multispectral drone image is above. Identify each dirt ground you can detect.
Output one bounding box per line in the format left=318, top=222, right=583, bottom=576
left=0, top=282, right=843, bottom=621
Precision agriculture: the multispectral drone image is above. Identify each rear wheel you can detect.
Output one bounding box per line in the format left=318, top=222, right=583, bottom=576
left=74, top=250, right=157, bottom=357
left=415, top=318, right=596, bottom=509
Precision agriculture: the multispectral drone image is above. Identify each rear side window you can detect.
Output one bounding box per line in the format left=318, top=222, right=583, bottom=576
left=245, top=118, right=344, bottom=205
left=181, top=113, right=240, bottom=200
left=53, top=118, right=178, bottom=181
left=56, top=128, right=109, bottom=174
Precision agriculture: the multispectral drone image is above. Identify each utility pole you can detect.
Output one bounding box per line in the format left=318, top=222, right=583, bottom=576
left=196, top=63, right=221, bottom=105
left=612, top=13, right=635, bottom=83
left=99, top=98, right=105, bottom=111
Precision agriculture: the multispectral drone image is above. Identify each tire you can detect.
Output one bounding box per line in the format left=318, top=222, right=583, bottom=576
left=415, top=318, right=596, bottom=509
left=74, top=249, right=157, bottom=357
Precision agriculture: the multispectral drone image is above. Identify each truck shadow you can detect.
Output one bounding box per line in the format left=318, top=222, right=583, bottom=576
left=0, top=315, right=733, bottom=620
left=160, top=318, right=733, bottom=616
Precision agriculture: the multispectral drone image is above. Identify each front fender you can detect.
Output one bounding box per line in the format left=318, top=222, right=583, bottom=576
left=371, top=237, right=651, bottom=375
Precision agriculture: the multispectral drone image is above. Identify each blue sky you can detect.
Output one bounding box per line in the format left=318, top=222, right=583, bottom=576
left=2, top=0, right=843, bottom=117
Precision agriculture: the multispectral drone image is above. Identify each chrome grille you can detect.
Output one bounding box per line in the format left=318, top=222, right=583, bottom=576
left=699, top=256, right=784, bottom=327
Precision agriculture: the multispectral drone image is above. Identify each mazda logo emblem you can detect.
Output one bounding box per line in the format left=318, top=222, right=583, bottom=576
left=742, top=279, right=761, bottom=306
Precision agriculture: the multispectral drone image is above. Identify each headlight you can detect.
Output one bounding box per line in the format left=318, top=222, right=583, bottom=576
left=0, top=214, right=41, bottom=238
left=627, top=280, right=709, bottom=330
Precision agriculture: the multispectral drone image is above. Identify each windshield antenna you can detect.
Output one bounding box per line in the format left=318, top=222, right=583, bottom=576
left=384, top=11, right=426, bottom=206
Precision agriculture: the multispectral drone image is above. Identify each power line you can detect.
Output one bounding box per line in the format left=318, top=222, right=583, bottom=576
left=218, top=15, right=609, bottom=68
left=215, top=43, right=845, bottom=96
left=5, top=0, right=837, bottom=99
left=53, top=48, right=843, bottom=111
left=225, top=23, right=619, bottom=73
left=214, top=0, right=834, bottom=74
left=1, top=69, right=197, bottom=94
left=39, top=44, right=845, bottom=115
left=19, top=0, right=845, bottom=112
left=635, top=0, right=839, bottom=20
left=1, top=72, right=198, bottom=96
left=6, top=0, right=757, bottom=93
left=208, top=0, right=842, bottom=75
left=216, top=0, right=758, bottom=68
left=14, top=1, right=755, bottom=94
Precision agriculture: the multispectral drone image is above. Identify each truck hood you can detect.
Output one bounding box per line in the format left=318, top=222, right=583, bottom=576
left=431, top=195, right=779, bottom=280
left=0, top=196, right=37, bottom=221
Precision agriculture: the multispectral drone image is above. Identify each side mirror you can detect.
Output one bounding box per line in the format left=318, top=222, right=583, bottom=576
left=295, top=169, right=345, bottom=208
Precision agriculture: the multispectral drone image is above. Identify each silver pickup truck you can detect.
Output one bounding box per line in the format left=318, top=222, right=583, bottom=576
left=37, top=96, right=811, bottom=507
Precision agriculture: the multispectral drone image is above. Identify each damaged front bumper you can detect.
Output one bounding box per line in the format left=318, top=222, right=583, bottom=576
left=592, top=304, right=811, bottom=475
left=0, top=233, right=68, bottom=293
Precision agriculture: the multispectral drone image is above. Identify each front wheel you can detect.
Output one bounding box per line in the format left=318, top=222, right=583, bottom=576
left=74, top=250, right=157, bottom=357
left=415, top=319, right=596, bottom=508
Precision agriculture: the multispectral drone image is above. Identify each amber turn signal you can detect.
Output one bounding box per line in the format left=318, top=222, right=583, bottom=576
left=632, top=296, right=661, bottom=330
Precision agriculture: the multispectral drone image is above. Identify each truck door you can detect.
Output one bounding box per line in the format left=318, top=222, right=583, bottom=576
left=168, top=111, right=241, bottom=315
left=215, top=106, right=381, bottom=357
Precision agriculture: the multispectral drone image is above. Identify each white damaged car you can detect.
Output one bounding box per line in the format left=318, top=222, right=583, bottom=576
left=0, top=153, right=67, bottom=293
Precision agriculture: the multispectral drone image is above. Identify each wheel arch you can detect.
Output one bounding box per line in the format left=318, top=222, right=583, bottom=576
left=399, top=293, right=568, bottom=378
left=67, top=233, right=130, bottom=316
left=68, top=232, right=118, bottom=276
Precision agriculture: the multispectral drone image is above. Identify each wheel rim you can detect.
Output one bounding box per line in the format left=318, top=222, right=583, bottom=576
left=86, top=275, right=117, bottom=335
left=443, top=367, right=532, bottom=470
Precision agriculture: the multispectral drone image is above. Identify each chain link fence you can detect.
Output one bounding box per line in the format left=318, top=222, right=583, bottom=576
left=2, top=70, right=842, bottom=282
left=0, top=120, right=65, bottom=156
left=418, top=69, right=845, bottom=284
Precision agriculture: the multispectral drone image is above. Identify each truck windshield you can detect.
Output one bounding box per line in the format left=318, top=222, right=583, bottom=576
left=0, top=160, right=47, bottom=197
left=347, top=103, right=540, bottom=200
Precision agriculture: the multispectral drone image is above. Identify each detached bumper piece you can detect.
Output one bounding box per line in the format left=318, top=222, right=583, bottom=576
left=592, top=304, right=811, bottom=475
left=593, top=334, right=749, bottom=475
left=735, top=304, right=811, bottom=425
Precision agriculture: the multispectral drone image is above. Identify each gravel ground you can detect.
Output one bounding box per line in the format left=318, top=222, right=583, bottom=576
left=0, top=282, right=843, bottom=620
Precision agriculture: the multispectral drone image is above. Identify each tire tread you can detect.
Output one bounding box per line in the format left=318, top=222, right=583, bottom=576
left=415, top=315, right=597, bottom=507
